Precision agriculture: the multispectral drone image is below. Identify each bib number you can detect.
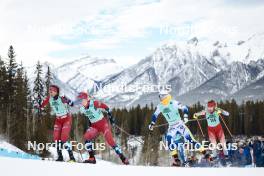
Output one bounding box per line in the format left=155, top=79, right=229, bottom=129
left=209, top=117, right=217, bottom=123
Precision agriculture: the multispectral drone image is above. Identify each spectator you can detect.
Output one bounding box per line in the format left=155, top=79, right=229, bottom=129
left=252, top=138, right=262, bottom=167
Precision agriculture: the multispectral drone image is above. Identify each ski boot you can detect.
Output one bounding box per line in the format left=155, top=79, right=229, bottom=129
left=182, top=161, right=190, bottom=167
left=83, top=151, right=96, bottom=164
left=119, top=153, right=129, bottom=165
left=63, top=142, right=76, bottom=163
left=172, top=154, right=181, bottom=167
left=56, top=149, right=64, bottom=162
left=83, top=157, right=96, bottom=164
left=113, top=145, right=129, bottom=165
left=68, top=150, right=76, bottom=163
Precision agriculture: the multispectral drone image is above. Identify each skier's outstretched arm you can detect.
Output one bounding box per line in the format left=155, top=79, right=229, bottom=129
left=216, top=108, right=230, bottom=116
left=94, top=101, right=115, bottom=125
left=149, top=107, right=161, bottom=131
left=193, top=110, right=206, bottom=119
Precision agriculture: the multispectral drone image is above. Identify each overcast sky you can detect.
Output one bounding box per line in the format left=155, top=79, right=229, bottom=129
left=0, top=0, right=264, bottom=67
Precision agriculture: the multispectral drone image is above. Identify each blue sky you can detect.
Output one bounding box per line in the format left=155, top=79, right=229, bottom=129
left=0, top=0, right=264, bottom=67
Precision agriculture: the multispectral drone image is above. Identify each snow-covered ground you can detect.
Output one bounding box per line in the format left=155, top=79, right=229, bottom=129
left=0, top=157, right=263, bottom=176
left=0, top=141, right=25, bottom=154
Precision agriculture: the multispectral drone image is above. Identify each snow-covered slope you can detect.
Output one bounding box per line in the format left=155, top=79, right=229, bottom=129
left=0, top=138, right=116, bottom=165
left=0, top=137, right=40, bottom=160
left=0, top=137, right=25, bottom=153
left=1, top=157, right=263, bottom=176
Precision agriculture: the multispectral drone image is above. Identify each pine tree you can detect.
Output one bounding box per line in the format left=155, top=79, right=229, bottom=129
left=24, top=72, right=33, bottom=141
left=13, top=62, right=28, bottom=149
left=45, top=66, right=52, bottom=96
left=33, top=61, right=44, bottom=117
left=6, top=46, right=17, bottom=141
left=43, top=65, right=53, bottom=131
left=0, top=56, right=8, bottom=134
left=32, top=61, right=45, bottom=139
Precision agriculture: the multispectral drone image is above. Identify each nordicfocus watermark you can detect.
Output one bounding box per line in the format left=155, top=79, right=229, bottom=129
left=159, top=140, right=238, bottom=151
left=91, top=82, right=172, bottom=94
left=159, top=23, right=238, bottom=39
left=27, top=140, right=238, bottom=152
left=27, top=141, right=106, bottom=151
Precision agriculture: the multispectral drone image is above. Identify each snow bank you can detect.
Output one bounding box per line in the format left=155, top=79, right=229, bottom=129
left=0, top=138, right=25, bottom=153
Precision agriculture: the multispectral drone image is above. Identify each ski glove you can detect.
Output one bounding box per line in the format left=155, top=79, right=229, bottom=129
left=183, top=114, right=188, bottom=123
left=216, top=108, right=230, bottom=116
left=148, top=122, right=155, bottom=131
left=217, top=109, right=222, bottom=115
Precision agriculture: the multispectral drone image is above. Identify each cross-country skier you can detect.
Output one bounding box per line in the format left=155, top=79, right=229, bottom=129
left=35, top=85, right=76, bottom=162
left=76, top=92, right=129, bottom=165
left=148, top=90, right=204, bottom=167
left=193, top=100, right=230, bottom=159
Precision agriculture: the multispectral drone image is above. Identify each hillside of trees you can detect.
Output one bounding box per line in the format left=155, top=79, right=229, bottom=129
left=0, top=45, right=263, bottom=164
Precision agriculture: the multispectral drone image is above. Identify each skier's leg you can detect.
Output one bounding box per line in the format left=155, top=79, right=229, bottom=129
left=83, top=127, right=98, bottom=163
left=181, top=124, right=202, bottom=151
left=166, top=126, right=181, bottom=166
left=208, top=126, right=217, bottom=157
left=53, top=118, right=63, bottom=141
left=55, top=141, right=64, bottom=161
left=216, top=125, right=228, bottom=156
left=174, top=134, right=187, bottom=166
left=83, top=140, right=96, bottom=164
left=84, top=127, right=99, bottom=141
left=60, top=115, right=72, bottom=142
left=60, top=115, right=75, bottom=161
left=53, top=118, right=63, bottom=161
left=100, top=118, right=129, bottom=165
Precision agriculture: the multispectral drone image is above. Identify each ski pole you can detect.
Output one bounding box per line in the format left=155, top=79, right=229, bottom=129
left=196, top=119, right=205, bottom=138
left=153, top=118, right=206, bottom=128
left=78, top=148, right=84, bottom=162
left=115, top=125, right=144, bottom=145
left=219, top=114, right=233, bottom=138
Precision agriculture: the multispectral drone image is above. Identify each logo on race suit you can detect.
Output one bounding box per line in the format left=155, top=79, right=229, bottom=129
left=207, top=113, right=217, bottom=123
left=52, top=101, right=59, bottom=111
left=163, top=107, right=171, bottom=114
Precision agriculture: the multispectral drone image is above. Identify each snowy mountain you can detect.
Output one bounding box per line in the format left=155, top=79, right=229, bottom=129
left=211, top=33, right=264, bottom=64
left=93, top=41, right=229, bottom=106
left=54, top=56, right=123, bottom=93
left=177, top=59, right=264, bottom=105
left=231, top=71, right=264, bottom=103
left=93, top=34, right=264, bottom=107
left=27, top=33, right=264, bottom=107
left=27, top=56, right=124, bottom=100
